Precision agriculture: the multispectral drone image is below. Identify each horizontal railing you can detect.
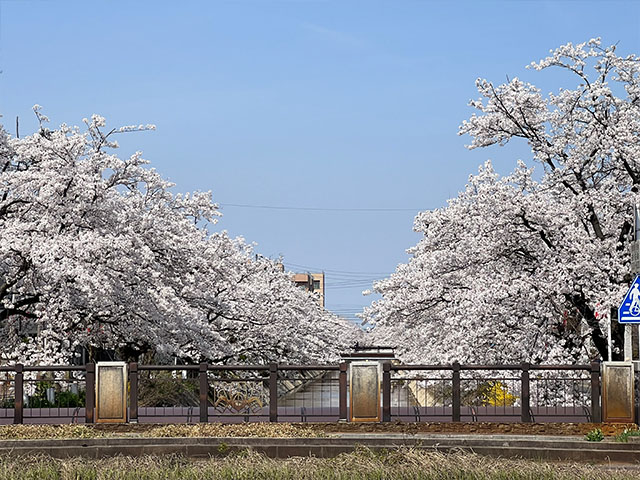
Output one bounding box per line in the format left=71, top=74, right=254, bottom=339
left=383, top=362, right=600, bottom=423
left=0, top=361, right=600, bottom=424
left=0, top=364, right=95, bottom=425
left=129, top=363, right=348, bottom=424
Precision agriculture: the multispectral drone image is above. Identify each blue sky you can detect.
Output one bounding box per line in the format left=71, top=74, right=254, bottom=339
left=1, top=0, right=639, bottom=321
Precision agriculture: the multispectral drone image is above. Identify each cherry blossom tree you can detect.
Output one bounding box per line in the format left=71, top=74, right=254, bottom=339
left=365, top=39, right=640, bottom=363
left=0, top=109, right=359, bottom=365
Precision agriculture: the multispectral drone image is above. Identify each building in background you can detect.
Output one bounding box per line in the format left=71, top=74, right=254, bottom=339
left=292, top=272, right=325, bottom=308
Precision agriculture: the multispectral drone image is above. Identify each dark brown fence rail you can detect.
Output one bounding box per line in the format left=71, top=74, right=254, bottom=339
left=383, top=362, right=601, bottom=423
left=0, top=366, right=16, bottom=424
left=0, top=361, right=600, bottom=424
left=127, top=363, right=347, bottom=424
left=0, top=364, right=95, bottom=425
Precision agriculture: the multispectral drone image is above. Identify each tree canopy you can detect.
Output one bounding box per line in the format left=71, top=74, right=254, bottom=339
left=0, top=110, right=359, bottom=365
left=365, top=39, right=640, bottom=363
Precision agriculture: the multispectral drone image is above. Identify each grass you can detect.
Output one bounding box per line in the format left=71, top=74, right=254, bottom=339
left=0, top=425, right=98, bottom=440
left=615, top=426, right=640, bottom=442
left=0, top=423, right=323, bottom=440
left=2, top=422, right=638, bottom=439
left=0, top=448, right=636, bottom=479
left=143, top=423, right=323, bottom=438
left=585, top=427, right=604, bottom=442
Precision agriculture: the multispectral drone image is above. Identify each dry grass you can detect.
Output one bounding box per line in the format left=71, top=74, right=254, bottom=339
left=0, top=448, right=635, bottom=479
left=0, top=423, right=324, bottom=440
left=2, top=422, right=637, bottom=439
left=142, top=422, right=324, bottom=438
left=0, top=425, right=100, bottom=440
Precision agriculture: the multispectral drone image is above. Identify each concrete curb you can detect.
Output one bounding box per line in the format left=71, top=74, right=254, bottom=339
left=0, top=435, right=639, bottom=464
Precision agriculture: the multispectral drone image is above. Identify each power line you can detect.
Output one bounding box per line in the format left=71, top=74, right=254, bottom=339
left=220, top=203, right=424, bottom=213
left=283, top=262, right=391, bottom=276
left=324, top=284, right=372, bottom=291
left=326, top=279, right=379, bottom=286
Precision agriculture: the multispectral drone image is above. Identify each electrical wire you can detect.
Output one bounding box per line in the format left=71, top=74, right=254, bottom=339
left=283, top=261, right=391, bottom=276
left=220, top=203, right=423, bottom=213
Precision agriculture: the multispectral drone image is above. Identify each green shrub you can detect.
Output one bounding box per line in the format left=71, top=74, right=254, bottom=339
left=585, top=428, right=604, bottom=442
left=27, top=380, right=54, bottom=408
left=615, top=427, right=640, bottom=442
left=55, top=389, right=85, bottom=407
left=27, top=381, right=85, bottom=408
left=138, top=372, right=199, bottom=407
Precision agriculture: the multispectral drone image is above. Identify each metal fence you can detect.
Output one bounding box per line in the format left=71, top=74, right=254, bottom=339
left=0, top=361, right=600, bottom=424
left=383, top=363, right=601, bottom=423
left=129, top=364, right=347, bottom=423
left=0, top=368, right=15, bottom=424
left=0, top=364, right=94, bottom=425
left=277, top=365, right=343, bottom=422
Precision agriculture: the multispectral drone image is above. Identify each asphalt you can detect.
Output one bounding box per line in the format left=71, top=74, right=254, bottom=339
left=1, top=433, right=640, bottom=464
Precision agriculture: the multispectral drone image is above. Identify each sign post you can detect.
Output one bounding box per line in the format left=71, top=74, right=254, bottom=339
left=618, top=276, right=640, bottom=361
left=632, top=205, right=640, bottom=361
left=604, top=205, right=640, bottom=423
left=618, top=276, right=640, bottom=325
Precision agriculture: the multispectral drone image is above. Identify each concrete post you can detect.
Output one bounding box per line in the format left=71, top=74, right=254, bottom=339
left=625, top=325, right=633, bottom=361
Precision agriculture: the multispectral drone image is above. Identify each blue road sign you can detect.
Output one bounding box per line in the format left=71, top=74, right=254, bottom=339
left=619, top=275, right=640, bottom=323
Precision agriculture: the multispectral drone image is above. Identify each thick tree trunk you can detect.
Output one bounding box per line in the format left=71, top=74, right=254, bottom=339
left=567, top=293, right=609, bottom=360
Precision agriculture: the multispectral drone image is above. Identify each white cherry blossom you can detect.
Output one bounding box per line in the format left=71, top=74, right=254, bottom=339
left=365, top=39, right=640, bottom=364
left=0, top=111, right=360, bottom=365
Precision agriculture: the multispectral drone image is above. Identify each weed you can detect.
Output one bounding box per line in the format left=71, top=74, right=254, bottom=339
left=615, top=427, right=640, bottom=442
left=585, top=428, right=604, bottom=442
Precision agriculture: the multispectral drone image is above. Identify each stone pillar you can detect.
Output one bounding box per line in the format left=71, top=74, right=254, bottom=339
left=95, top=362, right=128, bottom=423
left=602, top=361, right=634, bottom=423
left=349, top=361, right=381, bottom=422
